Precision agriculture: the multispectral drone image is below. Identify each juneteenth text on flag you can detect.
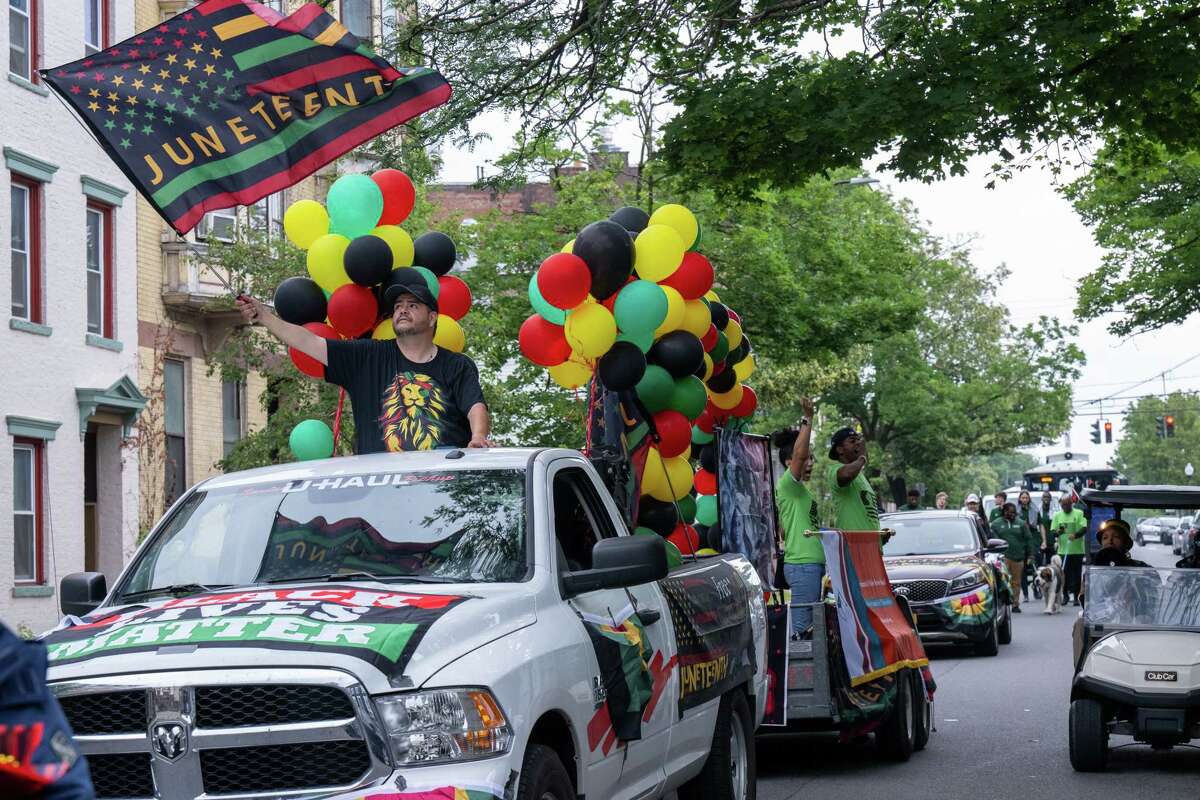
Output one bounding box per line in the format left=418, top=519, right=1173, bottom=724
left=42, top=0, right=450, bottom=235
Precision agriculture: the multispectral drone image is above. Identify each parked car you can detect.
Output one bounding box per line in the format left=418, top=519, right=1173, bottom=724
left=1134, top=516, right=1160, bottom=547
left=1157, top=516, right=1180, bottom=545
left=881, top=510, right=1014, bottom=656
left=1173, top=515, right=1197, bottom=556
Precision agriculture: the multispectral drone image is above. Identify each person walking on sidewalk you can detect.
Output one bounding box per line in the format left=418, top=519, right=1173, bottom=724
left=991, top=502, right=1035, bottom=612
left=775, top=398, right=823, bottom=639
left=1053, top=495, right=1088, bottom=605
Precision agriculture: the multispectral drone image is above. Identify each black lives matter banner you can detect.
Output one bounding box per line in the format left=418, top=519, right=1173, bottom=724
left=42, top=586, right=465, bottom=676
left=660, top=560, right=754, bottom=714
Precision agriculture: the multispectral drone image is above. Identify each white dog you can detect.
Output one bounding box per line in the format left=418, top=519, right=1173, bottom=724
left=1037, top=555, right=1064, bottom=614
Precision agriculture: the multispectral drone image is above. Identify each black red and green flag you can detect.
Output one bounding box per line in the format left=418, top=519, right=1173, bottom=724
left=42, top=0, right=450, bottom=234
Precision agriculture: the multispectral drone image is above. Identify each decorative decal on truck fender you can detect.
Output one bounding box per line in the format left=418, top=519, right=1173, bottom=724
left=41, top=586, right=466, bottom=676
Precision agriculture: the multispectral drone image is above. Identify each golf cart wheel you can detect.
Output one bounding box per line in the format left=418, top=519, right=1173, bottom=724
left=1069, top=698, right=1108, bottom=772
left=876, top=670, right=915, bottom=762
left=976, top=617, right=1000, bottom=657
left=912, top=670, right=932, bottom=752
left=998, top=603, right=1013, bottom=645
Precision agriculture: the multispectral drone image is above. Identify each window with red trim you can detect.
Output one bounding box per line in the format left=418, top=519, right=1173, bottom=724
left=86, top=202, right=114, bottom=338
left=84, top=0, right=111, bottom=55
left=13, top=438, right=45, bottom=584
left=10, top=175, right=43, bottom=324
left=8, top=0, right=38, bottom=82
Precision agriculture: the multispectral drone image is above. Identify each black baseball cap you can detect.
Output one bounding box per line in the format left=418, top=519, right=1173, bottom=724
left=828, top=427, right=858, bottom=459
left=383, top=271, right=439, bottom=314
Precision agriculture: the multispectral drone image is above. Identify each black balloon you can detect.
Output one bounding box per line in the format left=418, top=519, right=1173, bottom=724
left=609, top=206, right=650, bottom=234
left=273, top=277, right=327, bottom=325
left=573, top=220, right=634, bottom=300
left=708, top=301, right=730, bottom=330
left=728, top=340, right=750, bottom=366
left=344, top=235, right=394, bottom=286
left=699, top=444, right=717, bottom=474
left=597, top=341, right=646, bottom=391
left=705, top=521, right=723, bottom=551
left=649, top=331, right=705, bottom=379
left=413, top=231, right=457, bottom=276
left=706, top=366, right=738, bottom=394
left=690, top=442, right=705, bottom=461
left=638, top=498, right=678, bottom=537
left=740, top=334, right=753, bottom=355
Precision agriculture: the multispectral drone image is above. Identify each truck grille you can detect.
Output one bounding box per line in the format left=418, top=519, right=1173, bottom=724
left=196, top=684, right=354, bottom=728
left=891, top=579, right=950, bottom=603
left=200, top=740, right=372, bottom=794
left=60, top=689, right=147, bottom=734
left=88, top=752, right=154, bottom=799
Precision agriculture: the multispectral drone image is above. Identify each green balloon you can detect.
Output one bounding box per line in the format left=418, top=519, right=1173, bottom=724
left=692, top=425, right=714, bottom=444
left=634, top=526, right=659, bottom=538
left=670, top=376, right=708, bottom=419
left=528, top=273, right=567, bottom=325
left=664, top=540, right=683, bottom=568
left=636, top=365, right=675, bottom=413
left=709, top=331, right=729, bottom=363
left=412, top=265, right=440, bottom=298
left=618, top=329, right=654, bottom=353
left=696, top=494, right=719, bottom=526
left=677, top=494, right=697, bottom=524
left=327, top=175, right=383, bottom=239
left=689, top=221, right=703, bottom=252
left=289, top=419, right=334, bottom=461
left=614, top=280, right=668, bottom=335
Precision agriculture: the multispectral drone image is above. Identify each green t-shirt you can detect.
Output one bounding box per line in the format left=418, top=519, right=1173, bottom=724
left=776, top=473, right=824, bottom=564
left=825, top=463, right=881, bottom=531
left=1052, top=508, right=1088, bottom=555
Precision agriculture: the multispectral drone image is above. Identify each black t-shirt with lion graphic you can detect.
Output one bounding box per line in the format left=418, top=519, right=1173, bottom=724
left=325, top=340, right=485, bottom=453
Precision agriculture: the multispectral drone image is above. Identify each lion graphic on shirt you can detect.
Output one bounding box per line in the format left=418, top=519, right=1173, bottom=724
left=378, top=372, right=447, bottom=451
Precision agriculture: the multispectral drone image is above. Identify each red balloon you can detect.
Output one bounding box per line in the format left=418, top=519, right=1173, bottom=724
left=694, top=468, right=717, bottom=496
left=660, top=252, right=714, bottom=300
left=438, top=275, right=472, bottom=320
left=695, top=409, right=715, bottom=434
left=537, top=253, right=591, bottom=310
left=290, top=322, right=337, bottom=378
left=704, top=398, right=731, bottom=427
left=668, top=523, right=700, bottom=556
left=519, top=314, right=571, bottom=367
left=727, top=308, right=741, bottom=324
left=327, top=284, right=378, bottom=338
left=711, top=360, right=726, bottom=376
left=371, top=169, right=415, bottom=225
left=652, top=410, right=691, bottom=458
left=701, top=324, right=718, bottom=352
left=731, top=385, right=758, bottom=418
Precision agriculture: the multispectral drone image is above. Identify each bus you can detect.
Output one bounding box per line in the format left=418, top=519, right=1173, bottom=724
left=1022, top=452, right=1122, bottom=494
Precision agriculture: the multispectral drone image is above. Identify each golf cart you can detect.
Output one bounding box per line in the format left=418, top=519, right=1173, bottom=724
left=1069, top=485, right=1200, bottom=771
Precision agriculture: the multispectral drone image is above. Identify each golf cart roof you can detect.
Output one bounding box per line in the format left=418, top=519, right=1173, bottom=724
left=1080, top=485, right=1200, bottom=510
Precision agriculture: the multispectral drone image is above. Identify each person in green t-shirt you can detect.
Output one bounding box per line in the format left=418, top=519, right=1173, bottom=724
left=1051, top=496, right=1088, bottom=605
left=776, top=397, right=823, bottom=637
left=825, top=427, right=889, bottom=545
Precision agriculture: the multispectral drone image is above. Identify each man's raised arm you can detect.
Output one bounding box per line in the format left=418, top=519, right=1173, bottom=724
left=236, top=295, right=328, bottom=367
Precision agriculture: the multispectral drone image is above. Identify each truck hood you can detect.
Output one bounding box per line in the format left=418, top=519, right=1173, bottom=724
left=42, top=582, right=535, bottom=694
left=884, top=553, right=983, bottom=581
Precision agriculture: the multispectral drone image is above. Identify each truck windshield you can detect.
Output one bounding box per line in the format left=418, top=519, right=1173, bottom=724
left=1084, top=567, right=1200, bottom=629
left=119, top=469, right=527, bottom=600
left=882, top=517, right=978, bottom=556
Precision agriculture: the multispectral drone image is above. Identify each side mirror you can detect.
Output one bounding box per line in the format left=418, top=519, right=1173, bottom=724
left=985, top=538, right=1009, bottom=554
left=561, top=536, right=669, bottom=597
left=61, top=572, right=107, bottom=617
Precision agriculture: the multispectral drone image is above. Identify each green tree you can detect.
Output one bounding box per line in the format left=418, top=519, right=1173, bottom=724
left=1112, top=392, right=1200, bottom=485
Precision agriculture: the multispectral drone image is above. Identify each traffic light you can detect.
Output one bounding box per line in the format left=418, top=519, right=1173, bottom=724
left=1090, top=420, right=1101, bottom=444
left=1166, top=415, right=1176, bottom=437
left=1104, top=420, right=1113, bottom=443
left=1157, top=416, right=1167, bottom=438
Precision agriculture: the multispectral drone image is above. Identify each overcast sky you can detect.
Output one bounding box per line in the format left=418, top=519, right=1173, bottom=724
left=437, top=121, right=1197, bottom=472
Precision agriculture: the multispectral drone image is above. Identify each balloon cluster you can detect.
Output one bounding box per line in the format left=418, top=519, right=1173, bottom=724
left=518, top=203, right=758, bottom=553
left=272, top=169, right=471, bottom=460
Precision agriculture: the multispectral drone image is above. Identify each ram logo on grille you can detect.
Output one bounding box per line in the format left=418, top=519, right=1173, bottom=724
left=151, top=721, right=187, bottom=762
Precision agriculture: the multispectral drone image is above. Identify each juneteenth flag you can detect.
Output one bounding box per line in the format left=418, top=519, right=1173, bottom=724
left=42, top=0, right=450, bottom=234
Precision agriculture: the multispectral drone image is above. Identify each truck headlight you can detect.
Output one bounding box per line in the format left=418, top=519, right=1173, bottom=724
left=374, top=688, right=513, bottom=766
left=949, top=568, right=986, bottom=594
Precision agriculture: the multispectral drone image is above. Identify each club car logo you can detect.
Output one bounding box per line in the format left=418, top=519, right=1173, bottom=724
left=1144, top=670, right=1178, bottom=682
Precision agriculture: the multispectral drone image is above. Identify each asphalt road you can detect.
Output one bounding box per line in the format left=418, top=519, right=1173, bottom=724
left=753, top=541, right=1200, bottom=800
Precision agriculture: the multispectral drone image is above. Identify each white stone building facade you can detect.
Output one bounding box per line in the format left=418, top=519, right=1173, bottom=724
left=1, top=0, right=143, bottom=633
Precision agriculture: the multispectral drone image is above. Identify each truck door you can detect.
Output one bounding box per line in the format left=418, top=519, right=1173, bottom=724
left=548, top=461, right=675, bottom=800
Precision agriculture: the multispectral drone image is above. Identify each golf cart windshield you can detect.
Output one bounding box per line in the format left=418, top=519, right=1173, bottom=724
left=1084, top=567, right=1200, bottom=630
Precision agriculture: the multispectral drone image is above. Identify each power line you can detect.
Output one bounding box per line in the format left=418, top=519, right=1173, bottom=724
left=1075, top=353, right=1200, bottom=406
left=1073, top=388, right=1200, bottom=407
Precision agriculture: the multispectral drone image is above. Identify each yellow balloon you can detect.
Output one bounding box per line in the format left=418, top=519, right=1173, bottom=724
left=680, top=299, right=712, bottom=338
left=704, top=290, right=721, bottom=303
left=724, top=318, right=743, bottom=351
left=701, top=352, right=714, bottom=382
left=433, top=315, right=465, bottom=353
left=642, top=448, right=696, bottom=502
left=372, top=319, right=395, bottom=340
left=284, top=199, right=330, bottom=250
left=306, top=234, right=351, bottom=293
left=649, top=204, right=699, bottom=250
left=734, top=354, right=756, bottom=382
left=654, top=286, right=685, bottom=337
left=561, top=238, right=575, bottom=254
left=711, top=382, right=745, bottom=410
left=549, top=357, right=593, bottom=389
left=564, top=302, right=617, bottom=358
left=371, top=225, right=414, bottom=267
left=634, top=224, right=685, bottom=282
left=696, top=548, right=719, bottom=556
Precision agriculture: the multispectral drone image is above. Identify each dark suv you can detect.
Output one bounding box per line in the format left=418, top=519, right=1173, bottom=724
left=881, top=510, right=1014, bottom=656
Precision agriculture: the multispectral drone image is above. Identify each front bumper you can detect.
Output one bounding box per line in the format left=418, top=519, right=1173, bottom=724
left=911, top=586, right=996, bottom=644
left=319, top=760, right=513, bottom=799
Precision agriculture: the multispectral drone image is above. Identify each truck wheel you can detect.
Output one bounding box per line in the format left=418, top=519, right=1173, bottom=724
left=912, top=670, right=932, bottom=752
left=1069, top=698, right=1108, bottom=772
left=875, top=670, right=915, bottom=762
left=678, top=691, right=755, bottom=800
left=516, top=743, right=574, bottom=800
left=975, top=617, right=1000, bottom=657
left=998, top=603, right=1013, bottom=645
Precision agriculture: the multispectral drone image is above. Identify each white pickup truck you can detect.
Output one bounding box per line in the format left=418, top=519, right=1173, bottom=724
left=43, top=448, right=768, bottom=800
